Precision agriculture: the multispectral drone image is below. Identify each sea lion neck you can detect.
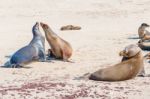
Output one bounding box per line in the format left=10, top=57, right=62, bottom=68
left=132, top=51, right=142, bottom=59
left=46, top=26, right=57, bottom=36
left=128, top=51, right=142, bottom=59
left=123, top=51, right=142, bottom=61
left=43, top=26, right=58, bottom=41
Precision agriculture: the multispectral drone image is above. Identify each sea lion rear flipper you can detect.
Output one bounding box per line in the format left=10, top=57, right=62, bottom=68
left=137, top=66, right=145, bottom=77
left=61, top=48, right=72, bottom=62
left=11, top=64, right=23, bottom=68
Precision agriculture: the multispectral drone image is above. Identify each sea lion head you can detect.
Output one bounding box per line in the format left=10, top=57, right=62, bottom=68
left=32, top=22, right=42, bottom=36
left=141, top=23, right=149, bottom=27
left=40, top=22, right=49, bottom=32
left=119, top=44, right=141, bottom=58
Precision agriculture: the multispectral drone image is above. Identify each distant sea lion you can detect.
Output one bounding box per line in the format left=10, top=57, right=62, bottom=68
left=138, top=23, right=150, bottom=41
left=9, top=22, right=46, bottom=68
left=89, top=44, right=144, bottom=81
left=60, top=25, right=81, bottom=31
left=145, top=53, right=150, bottom=60
left=138, top=40, right=150, bottom=51
left=40, top=22, right=73, bottom=61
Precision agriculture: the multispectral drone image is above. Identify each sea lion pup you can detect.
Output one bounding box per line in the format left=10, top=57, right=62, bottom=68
left=138, top=40, right=150, bottom=51
left=138, top=23, right=150, bottom=41
left=40, top=22, right=73, bottom=62
left=60, top=25, right=81, bottom=31
left=9, top=22, right=46, bottom=68
left=89, top=44, right=144, bottom=81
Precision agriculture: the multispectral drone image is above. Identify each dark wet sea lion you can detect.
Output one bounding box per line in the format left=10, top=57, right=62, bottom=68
left=9, top=22, right=46, bottom=68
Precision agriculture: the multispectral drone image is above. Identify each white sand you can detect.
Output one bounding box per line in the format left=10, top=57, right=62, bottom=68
left=0, top=0, right=150, bottom=99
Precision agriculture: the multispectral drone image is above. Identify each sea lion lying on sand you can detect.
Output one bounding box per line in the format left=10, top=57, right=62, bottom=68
left=89, top=44, right=144, bottom=81
left=138, top=23, right=150, bottom=41
left=60, top=25, right=81, bottom=31
left=138, top=40, right=150, bottom=51
left=40, top=22, right=73, bottom=62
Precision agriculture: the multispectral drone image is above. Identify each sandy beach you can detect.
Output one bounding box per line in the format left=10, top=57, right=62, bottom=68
left=0, top=0, right=150, bottom=98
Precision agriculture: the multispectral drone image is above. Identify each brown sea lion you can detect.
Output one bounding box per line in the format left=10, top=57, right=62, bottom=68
left=120, top=45, right=145, bottom=77
left=40, top=22, right=73, bottom=62
left=138, top=23, right=150, bottom=41
left=89, top=44, right=144, bottom=81
left=60, top=25, right=81, bottom=31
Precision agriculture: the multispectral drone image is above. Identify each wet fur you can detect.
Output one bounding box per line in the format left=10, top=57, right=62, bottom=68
left=9, top=22, right=45, bottom=67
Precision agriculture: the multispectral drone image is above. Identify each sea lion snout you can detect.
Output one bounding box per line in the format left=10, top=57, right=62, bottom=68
left=33, top=22, right=40, bottom=30
left=40, top=22, right=49, bottom=29
left=35, top=22, right=39, bottom=25
left=119, top=50, right=127, bottom=57
left=141, top=23, right=149, bottom=27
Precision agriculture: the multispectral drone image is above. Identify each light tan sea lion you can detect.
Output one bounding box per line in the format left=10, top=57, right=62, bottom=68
left=40, top=22, right=73, bottom=62
left=89, top=44, right=144, bottom=81
left=138, top=23, right=150, bottom=41
left=60, top=25, right=81, bottom=31
left=121, top=45, right=145, bottom=77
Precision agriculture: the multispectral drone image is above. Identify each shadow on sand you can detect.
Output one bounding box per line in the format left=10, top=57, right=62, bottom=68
left=0, top=61, right=32, bottom=69
left=128, top=36, right=139, bottom=39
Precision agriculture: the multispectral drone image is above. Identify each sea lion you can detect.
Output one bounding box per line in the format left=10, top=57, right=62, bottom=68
left=138, top=40, right=150, bottom=51
left=145, top=53, right=150, bottom=60
left=138, top=23, right=150, bottom=41
left=40, top=22, right=73, bottom=62
left=60, top=25, right=81, bottom=31
left=9, top=22, right=46, bottom=68
left=121, top=44, right=145, bottom=77
left=89, top=44, right=144, bottom=81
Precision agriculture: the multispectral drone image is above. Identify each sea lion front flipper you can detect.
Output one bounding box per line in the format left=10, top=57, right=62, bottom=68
left=137, top=66, right=145, bottom=77
left=61, top=47, right=72, bottom=62
left=47, top=49, right=56, bottom=58
left=38, top=49, right=46, bottom=62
